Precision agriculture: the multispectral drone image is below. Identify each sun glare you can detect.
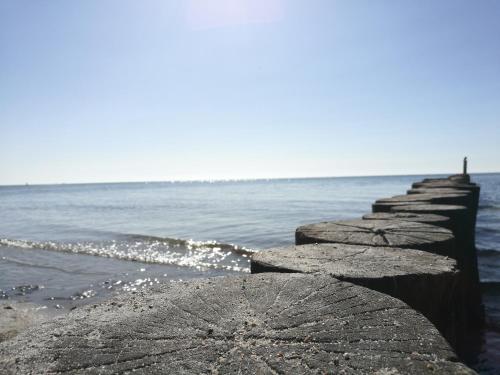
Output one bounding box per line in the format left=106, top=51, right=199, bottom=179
left=186, top=0, right=283, bottom=30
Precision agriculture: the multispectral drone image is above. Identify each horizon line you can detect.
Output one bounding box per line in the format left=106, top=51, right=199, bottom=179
left=1, top=171, right=499, bottom=188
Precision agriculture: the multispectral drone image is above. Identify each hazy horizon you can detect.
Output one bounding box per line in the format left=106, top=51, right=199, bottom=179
left=2, top=1, right=500, bottom=185
left=2, top=170, right=499, bottom=188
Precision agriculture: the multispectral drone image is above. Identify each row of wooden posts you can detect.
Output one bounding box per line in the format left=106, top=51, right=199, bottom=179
left=252, top=172, right=482, bottom=361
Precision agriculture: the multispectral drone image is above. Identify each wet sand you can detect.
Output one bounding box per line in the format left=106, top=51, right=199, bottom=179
left=0, top=301, right=55, bottom=343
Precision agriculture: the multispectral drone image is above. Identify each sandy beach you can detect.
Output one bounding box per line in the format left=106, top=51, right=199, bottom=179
left=0, top=301, right=55, bottom=343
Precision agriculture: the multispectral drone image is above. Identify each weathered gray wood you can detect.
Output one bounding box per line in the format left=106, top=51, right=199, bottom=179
left=421, top=178, right=448, bottom=183
left=411, top=181, right=480, bottom=220
left=410, top=181, right=480, bottom=263
left=406, top=189, right=475, bottom=216
left=420, top=175, right=470, bottom=184
left=252, top=244, right=456, bottom=279
left=409, top=183, right=479, bottom=243
left=372, top=200, right=426, bottom=213
left=449, top=174, right=471, bottom=184
left=0, top=274, right=474, bottom=374
left=390, top=204, right=473, bottom=267
left=251, top=243, right=463, bottom=354
left=363, top=211, right=450, bottom=228
left=388, top=193, right=469, bottom=201
left=375, top=192, right=472, bottom=211
left=412, top=181, right=479, bottom=195
left=407, top=187, right=473, bottom=196
left=296, top=219, right=456, bottom=258
left=410, top=180, right=480, bottom=258
left=391, top=204, right=483, bottom=327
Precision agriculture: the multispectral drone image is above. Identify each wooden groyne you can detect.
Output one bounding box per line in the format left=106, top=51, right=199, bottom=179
left=0, top=170, right=481, bottom=374
left=260, top=171, right=482, bottom=365
left=396, top=179, right=483, bottom=330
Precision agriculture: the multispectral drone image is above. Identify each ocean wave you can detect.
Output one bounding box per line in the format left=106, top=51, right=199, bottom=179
left=0, top=235, right=254, bottom=273
left=119, top=234, right=255, bottom=256
left=0, top=256, right=106, bottom=275
left=479, top=204, right=500, bottom=211
left=476, top=226, right=500, bottom=235
left=478, top=249, right=500, bottom=257
left=0, top=285, right=41, bottom=299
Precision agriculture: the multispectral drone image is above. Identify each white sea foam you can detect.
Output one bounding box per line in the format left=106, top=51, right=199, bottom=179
left=0, top=236, right=253, bottom=273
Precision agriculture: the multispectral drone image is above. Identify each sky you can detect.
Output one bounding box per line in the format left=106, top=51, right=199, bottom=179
left=1, top=0, right=499, bottom=185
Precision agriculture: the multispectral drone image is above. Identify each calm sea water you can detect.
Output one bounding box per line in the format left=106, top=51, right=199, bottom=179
left=1, top=174, right=499, bottom=372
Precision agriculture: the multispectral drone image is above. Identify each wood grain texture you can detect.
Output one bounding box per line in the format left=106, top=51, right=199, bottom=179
left=392, top=204, right=483, bottom=328
left=390, top=204, right=468, bottom=222
left=407, top=188, right=473, bottom=196
left=372, top=200, right=426, bottom=213
left=296, top=219, right=455, bottom=258
left=362, top=212, right=450, bottom=228
left=375, top=193, right=472, bottom=212
left=251, top=243, right=463, bottom=351
left=0, top=274, right=474, bottom=374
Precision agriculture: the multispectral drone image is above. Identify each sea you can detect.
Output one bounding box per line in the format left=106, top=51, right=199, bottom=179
left=1, top=174, right=499, bottom=373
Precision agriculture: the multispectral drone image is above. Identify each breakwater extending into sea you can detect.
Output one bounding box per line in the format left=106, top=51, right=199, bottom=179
left=1, top=173, right=500, bottom=373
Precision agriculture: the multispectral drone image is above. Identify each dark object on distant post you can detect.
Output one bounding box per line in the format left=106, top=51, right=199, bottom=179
left=449, top=157, right=472, bottom=183
left=251, top=243, right=463, bottom=355
left=0, top=274, right=474, bottom=374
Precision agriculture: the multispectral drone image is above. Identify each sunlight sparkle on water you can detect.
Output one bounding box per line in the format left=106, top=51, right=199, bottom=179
left=0, top=237, right=252, bottom=273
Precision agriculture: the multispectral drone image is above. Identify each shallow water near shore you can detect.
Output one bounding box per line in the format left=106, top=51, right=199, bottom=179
left=1, top=174, right=499, bottom=372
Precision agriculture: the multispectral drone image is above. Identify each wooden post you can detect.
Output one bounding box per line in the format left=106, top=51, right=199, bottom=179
left=251, top=243, right=464, bottom=355
left=0, top=273, right=473, bottom=374
left=372, top=200, right=426, bottom=213
left=296, top=219, right=456, bottom=258
left=363, top=211, right=451, bottom=228
left=374, top=192, right=472, bottom=213
left=391, top=203, right=483, bottom=330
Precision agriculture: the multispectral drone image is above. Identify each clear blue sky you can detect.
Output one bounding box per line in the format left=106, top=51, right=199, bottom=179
left=1, top=0, right=499, bottom=184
